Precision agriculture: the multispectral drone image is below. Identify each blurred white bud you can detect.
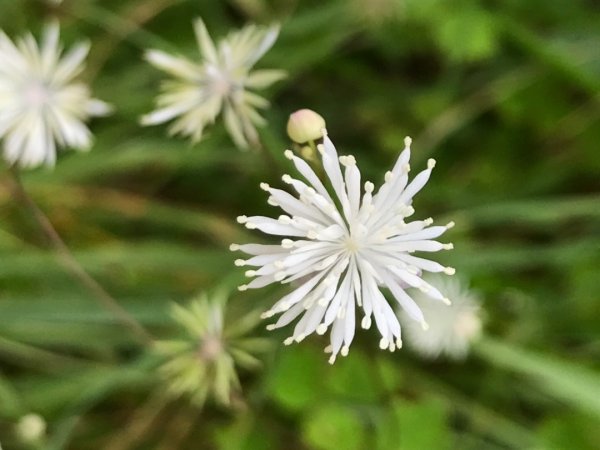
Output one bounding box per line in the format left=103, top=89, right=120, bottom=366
left=16, top=413, right=46, bottom=443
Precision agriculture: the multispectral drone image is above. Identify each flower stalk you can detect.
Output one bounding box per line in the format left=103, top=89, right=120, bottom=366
left=8, top=168, right=153, bottom=346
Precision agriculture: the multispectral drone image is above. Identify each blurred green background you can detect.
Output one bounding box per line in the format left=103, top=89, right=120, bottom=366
left=0, top=0, right=599, bottom=448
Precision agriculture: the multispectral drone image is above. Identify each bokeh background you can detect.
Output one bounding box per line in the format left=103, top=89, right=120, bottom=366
left=1, top=0, right=599, bottom=448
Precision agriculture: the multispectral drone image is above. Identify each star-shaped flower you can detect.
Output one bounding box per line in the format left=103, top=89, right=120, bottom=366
left=156, top=292, right=270, bottom=406
left=0, top=23, right=111, bottom=168
left=232, top=130, right=455, bottom=363
left=141, top=19, right=285, bottom=149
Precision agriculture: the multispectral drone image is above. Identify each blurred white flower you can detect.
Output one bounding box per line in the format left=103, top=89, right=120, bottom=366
left=141, top=19, right=285, bottom=149
left=156, top=291, right=270, bottom=406
left=232, top=130, right=455, bottom=363
left=16, top=413, right=46, bottom=443
left=0, top=23, right=112, bottom=169
left=400, top=275, right=482, bottom=360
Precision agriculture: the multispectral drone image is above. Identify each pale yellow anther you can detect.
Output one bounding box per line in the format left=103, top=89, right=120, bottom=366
left=281, top=239, right=294, bottom=248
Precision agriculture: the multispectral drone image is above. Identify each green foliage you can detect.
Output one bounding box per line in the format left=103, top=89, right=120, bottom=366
left=0, top=0, right=599, bottom=448
left=302, top=403, right=366, bottom=450
left=396, top=399, right=450, bottom=450
left=268, top=345, right=326, bottom=412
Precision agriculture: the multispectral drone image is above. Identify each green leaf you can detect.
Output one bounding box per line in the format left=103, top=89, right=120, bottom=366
left=475, top=337, right=600, bottom=419
left=0, top=373, right=24, bottom=418
left=267, top=345, right=326, bottom=412
left=302, top=403, right=366, bottom=450
left=325, top=350, right=382, bottom=402
left=434, top=8, right=498, bottom=62
left=396, top=398, right=450, bottom=450
left=536, top=413, right=600, bottom=450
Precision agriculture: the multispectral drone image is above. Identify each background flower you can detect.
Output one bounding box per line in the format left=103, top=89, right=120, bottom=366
left=155, top=291, right=271, bottom=407
left=142, top=19, right=285, bottom=149
left=0, top=23, right=111, bottom=168
left=400, top=275, right=482, bottom=360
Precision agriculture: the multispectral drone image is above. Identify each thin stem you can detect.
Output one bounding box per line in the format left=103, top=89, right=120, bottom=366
left=0, top=334, right=87, bottom=372
left=155, top=403, right=201, bottom=450
left=8, top=168, right=153, bottom=346
left=101, top=390, right=169, bottom=450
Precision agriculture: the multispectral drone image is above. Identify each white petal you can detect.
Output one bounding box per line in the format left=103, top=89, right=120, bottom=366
left=193, top=18, right=218, bottom=63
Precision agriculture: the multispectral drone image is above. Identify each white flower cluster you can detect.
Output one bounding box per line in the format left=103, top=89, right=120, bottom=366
left=0, top=18, right=283, bottom=169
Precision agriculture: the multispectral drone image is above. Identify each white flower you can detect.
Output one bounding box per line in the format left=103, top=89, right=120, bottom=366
left=0, top=23, right=111, bottom=169
left=231, top=130, right=455, bottom=363
left=141, top=19, right=285, bottom=149
left=400, top=275, right=482, bottom=360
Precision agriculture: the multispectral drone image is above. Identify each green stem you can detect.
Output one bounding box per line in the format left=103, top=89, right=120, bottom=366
left=474, top=336, right=600, bottom=420
left=0, top=335, right=84, bottom=372
left=498, top=15, right=600, bottom=96
left=8, top=168, right=153, bottom=346
left=408, top=364, right=536, bottom=448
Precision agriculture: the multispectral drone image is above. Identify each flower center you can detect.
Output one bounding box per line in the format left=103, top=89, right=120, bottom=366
left=212, top=76, right=231, bottom=95
left=23, top=82, right=50, bottom=108
left=343, top=235, right=361, bottom=254
left=198, top=335, right=223, bottom=362
left=454, top=311, right=481, bottom=339
left=206, top=65, right=233, bottom=96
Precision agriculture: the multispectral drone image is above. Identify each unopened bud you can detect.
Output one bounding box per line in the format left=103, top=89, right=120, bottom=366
left=286, top=109, right=326, bottom=144
left=16, top=413, right=46, bottom=443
